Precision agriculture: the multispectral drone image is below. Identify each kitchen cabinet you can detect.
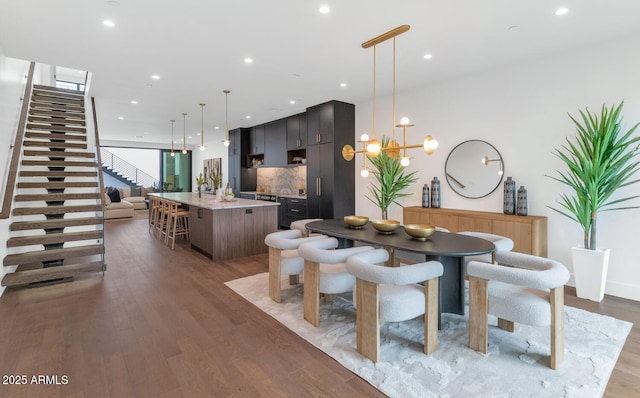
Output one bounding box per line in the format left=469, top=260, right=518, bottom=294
left=264, top=118, right=287, bottom=167
left=249, top=124, right=265, bottom=155
left=189, top=206, right=213, bottom=256
left=306, top=100, right=355, bottom=219
left=227, top=128, right=256, bottom=195
left=287, top=113, right=307, bottom=150
left=279, top=197, right=308, bottom=229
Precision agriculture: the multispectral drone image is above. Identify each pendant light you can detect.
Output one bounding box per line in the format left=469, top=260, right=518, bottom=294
left=199, top=103, right=206, bottom=151
left=223, top=90, right=231, bottom=147
left=170, top=119, right=175, bottom=157
left=182, top=112, right=187, bottom=154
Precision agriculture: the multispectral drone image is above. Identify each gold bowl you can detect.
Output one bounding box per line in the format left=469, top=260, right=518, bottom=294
left=371, top=219, right=401, bottom=234
left=404, top=224, right=436, bottom=241
left=344, top=215, right=369, bottom=229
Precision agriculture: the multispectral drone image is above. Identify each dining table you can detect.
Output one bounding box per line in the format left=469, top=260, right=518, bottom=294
left=305, top=219, right=496, bottom=322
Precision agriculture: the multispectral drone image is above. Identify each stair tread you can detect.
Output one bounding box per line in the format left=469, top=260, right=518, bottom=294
left=7, top=231, right=103, bottom=248
left=14, top=193, right=101, bottom=202
left=1, top=261, right=105, bottom=287
left=29, top=109, right=85, bottom=119
left=31, top=90, right=85, bottom=101
left=20, top=170, right=97, bottom=177
left=25, top=131, right=87, bottom=141
left=28, top=116, right=86, bottom=126
left=22, top=159, right=98, bottom=167
left=12, top=204, right=103, bottom=216
left=27, top=123, right=86, bottom=133
left=17, top=181, right=99, bottom=188
left=11, top=217, right=103, bottom=231
left=30, top=103, right=84, bottom=112
left=33, top=85, right=84, bottom=95
left=24, top=141, right=87, bottom=149
left=23, top=150, right=95, bottom=158
left=31, top=94, right=84, bottom=105
left=3, top=245, right=104, bottom=266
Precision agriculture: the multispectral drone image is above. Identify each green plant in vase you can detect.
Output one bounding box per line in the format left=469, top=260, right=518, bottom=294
left=195, top=173, right=205, bottom=197
left=210, top=172, right=221, bottom=191
left=367, top=136, right=418, bottom=219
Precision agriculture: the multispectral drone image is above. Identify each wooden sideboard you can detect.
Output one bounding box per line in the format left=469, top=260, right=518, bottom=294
left=403, top=207, right=547, bottom=256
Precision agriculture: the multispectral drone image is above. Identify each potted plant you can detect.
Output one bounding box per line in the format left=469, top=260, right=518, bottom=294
left=548, top=101, right=640, bottom=301
left=195, top=173, right=205, bottom=197
left=367, top=136, right=418, bottom=219
left=209, top=172, right=221, bottom=192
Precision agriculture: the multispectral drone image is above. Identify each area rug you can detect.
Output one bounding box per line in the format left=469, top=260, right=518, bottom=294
left=225, top=272, right=632, bottom=398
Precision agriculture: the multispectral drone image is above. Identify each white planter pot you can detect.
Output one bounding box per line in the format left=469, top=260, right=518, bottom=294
left=571, top=246, right=610, bottom=302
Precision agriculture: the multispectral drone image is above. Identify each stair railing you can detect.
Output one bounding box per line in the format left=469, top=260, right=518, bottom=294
left=1, top=61, right=35, bottom=219
left=100, top=147, right=159, bottom=188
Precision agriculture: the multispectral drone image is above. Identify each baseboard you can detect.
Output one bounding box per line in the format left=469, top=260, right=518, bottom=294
left=568, top=274, right=640, bottom=302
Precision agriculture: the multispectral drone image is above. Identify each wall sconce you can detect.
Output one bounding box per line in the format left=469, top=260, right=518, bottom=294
left=222, top=90, right=231, bottom=147
left=181, top=112, right=187, bottom=154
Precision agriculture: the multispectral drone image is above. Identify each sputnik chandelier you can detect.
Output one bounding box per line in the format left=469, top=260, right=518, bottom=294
left=342, top=25, right=439, bottom=177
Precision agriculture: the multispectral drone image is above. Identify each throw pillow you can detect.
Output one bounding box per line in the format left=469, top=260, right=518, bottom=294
left=130, top=186, right=142, bottom=196
left=108, top=188, right=121, bottom=203
left=104, top=192, right=112, bottom=205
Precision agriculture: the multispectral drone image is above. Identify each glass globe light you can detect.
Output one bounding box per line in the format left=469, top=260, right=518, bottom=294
left=360, top=168, right=369, bottom=178
left=400, top=117, right=411, bottom=125
left=366, top=138, right=382, bottom=157
left=400, top=157, right=411, bottom=167
left=200, top=145, right=205, bottom=151
left=360, top=133, right=370, bottom=142
left=424, top=135, right=439, bottom=155
left=223, top=140, right=230, bottom=147
left=182, top=149, right=187, bottom=154
left=170, top=151, right=175, bottom=157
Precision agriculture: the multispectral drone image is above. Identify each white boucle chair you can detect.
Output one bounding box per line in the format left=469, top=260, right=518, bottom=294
left=289, top=218, right=323, bottom=237
left=467, top=251, right=570, bottom=369
left=264, top=229, right=327, bottom=303
left=298, top=237, right=374, bottom=327
left=346, top=249, right=444, bottom=362
left=456, top=231, right=514, bottom=265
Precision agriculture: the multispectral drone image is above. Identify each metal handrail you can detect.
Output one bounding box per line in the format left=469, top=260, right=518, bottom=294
left=1, top=62, right=35, bottom=219
left=100, top=147, right=159, bottom=188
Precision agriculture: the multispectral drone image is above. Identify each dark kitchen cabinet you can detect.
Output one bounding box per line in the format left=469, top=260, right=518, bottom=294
left=249, top=124, right=265, bottom=155
left=306, top=101, right=355, bottom=219
left=264, top=118, right=287, bottom=167
left=287, top=113, right=307, bottom=150
left=227, top=128, right=256, bottom=195
left=279, top=197, right=308, bottom=229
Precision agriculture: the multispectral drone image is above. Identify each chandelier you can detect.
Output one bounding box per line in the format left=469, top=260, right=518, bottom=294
left=342, top=25, right=438, bottom=177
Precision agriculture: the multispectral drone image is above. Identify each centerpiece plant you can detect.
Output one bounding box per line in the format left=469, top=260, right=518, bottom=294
left=367, top=136, right=418, bottom=219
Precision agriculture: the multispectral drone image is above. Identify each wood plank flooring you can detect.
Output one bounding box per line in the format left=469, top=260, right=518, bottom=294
left=0, top=218, right=638, bottom=397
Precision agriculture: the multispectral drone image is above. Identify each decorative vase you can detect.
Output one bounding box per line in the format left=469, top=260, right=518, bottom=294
left=422, top=184, right=430, bottom=208
left=571, top=246, right=610, bottom=302
left=430, top=177, right=441, bottom=208
left=503, top=177, right=516, bottom=214
left=516, top=185, right=527, bottom=216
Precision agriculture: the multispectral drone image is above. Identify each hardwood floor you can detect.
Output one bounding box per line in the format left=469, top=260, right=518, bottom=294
left=0, top=218, right=638, bottom=397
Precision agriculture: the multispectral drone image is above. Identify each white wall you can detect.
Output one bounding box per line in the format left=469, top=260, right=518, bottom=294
left=354, top=33, right=640, bottom=301
left=0, top=51, right=31, bottom=295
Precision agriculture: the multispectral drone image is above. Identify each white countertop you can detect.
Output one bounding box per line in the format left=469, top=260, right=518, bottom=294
left=150, top=192, right=280, bottom=210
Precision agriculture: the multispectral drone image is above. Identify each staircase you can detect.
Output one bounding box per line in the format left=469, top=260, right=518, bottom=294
left=2, top=84, right=106, bottom=287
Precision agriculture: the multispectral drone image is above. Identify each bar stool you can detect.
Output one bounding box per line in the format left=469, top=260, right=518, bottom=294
left=165, top=200, right=190, bottom=249
left=148, top=196, right=162, bottom=235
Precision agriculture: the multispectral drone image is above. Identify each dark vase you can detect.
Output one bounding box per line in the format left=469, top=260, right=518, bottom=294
left=517, top=185, right=528, bottom=216
left=422, top=184, right=430, bottom=208
left=430, top=177, right=441, bottom=208
left=503, top=177, right=516, bottom=215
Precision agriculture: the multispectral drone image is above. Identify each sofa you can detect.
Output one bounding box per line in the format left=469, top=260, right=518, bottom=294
left=103, top=186, right=153, bottom=219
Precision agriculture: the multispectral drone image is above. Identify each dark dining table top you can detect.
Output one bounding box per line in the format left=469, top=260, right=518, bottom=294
left=306, top=219, right=495, bottom=257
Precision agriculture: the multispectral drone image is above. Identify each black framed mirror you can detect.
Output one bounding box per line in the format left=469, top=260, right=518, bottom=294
left=445, top=140, right=504, bottom=198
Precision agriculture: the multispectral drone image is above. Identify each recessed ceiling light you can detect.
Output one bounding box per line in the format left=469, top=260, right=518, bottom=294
left=197, top=132, right=201, bottom=136
left=102, top=20, right=115, bottom=27
left=340, top=83, right=347, bottom=87
left=244, top=57, right=253, bottom=63
left=319, top=6, right=330, bottom=14
left=290, top=100, right=296, bottom=104
left=130, top=100, right=138, bottom=104
left=215, top=126, right=220, bottom=129
left=555, top=8, right=569, bottom=16
left=423, top=53, right=433, bottom=59
left=118, top=116, right=124, bottom=120
left=245, top=116, right=251, bottom=119
left=188, top=135, right=192, bottom=139
left=151, top=75, right=160, bottom=79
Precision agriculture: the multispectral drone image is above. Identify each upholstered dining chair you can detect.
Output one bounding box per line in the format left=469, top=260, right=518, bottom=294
left=467, top=251, right=570, bottom=369
left=346, top=249, right=444, bottom=362
left=298, top=237, right=374, bottom=327
left=456, top=231, right=514, bottom=265
left=290, top=218, right=323, bottom=237
left=263, top=229, right=327, bottom=303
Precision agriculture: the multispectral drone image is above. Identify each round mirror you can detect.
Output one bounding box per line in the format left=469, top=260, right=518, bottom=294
left=445, top=140, right=504, bottom=198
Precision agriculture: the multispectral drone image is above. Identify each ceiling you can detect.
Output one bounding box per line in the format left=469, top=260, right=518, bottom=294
left=2, top=0, right=640, bottom=148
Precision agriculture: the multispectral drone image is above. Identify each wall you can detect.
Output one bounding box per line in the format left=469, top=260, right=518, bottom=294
left=0, top=51, right=31, bottom=295
left=354, top=33, right=640, bottom=301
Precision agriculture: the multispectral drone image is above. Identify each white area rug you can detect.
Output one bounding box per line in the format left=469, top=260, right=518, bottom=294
left=225, top=272, right=632, bottom=398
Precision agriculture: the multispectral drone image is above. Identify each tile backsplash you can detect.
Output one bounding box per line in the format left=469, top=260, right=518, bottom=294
left=257, top=166, right=306, bottom=195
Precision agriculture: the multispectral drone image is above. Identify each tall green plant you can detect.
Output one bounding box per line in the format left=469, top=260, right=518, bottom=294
left=548, top=101, right=640, bottom=250
left=367, top=136, right=418, bottom=219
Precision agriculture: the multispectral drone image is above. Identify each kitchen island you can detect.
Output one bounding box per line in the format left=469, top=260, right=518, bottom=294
left=150, top=192, right=279, bottom=261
